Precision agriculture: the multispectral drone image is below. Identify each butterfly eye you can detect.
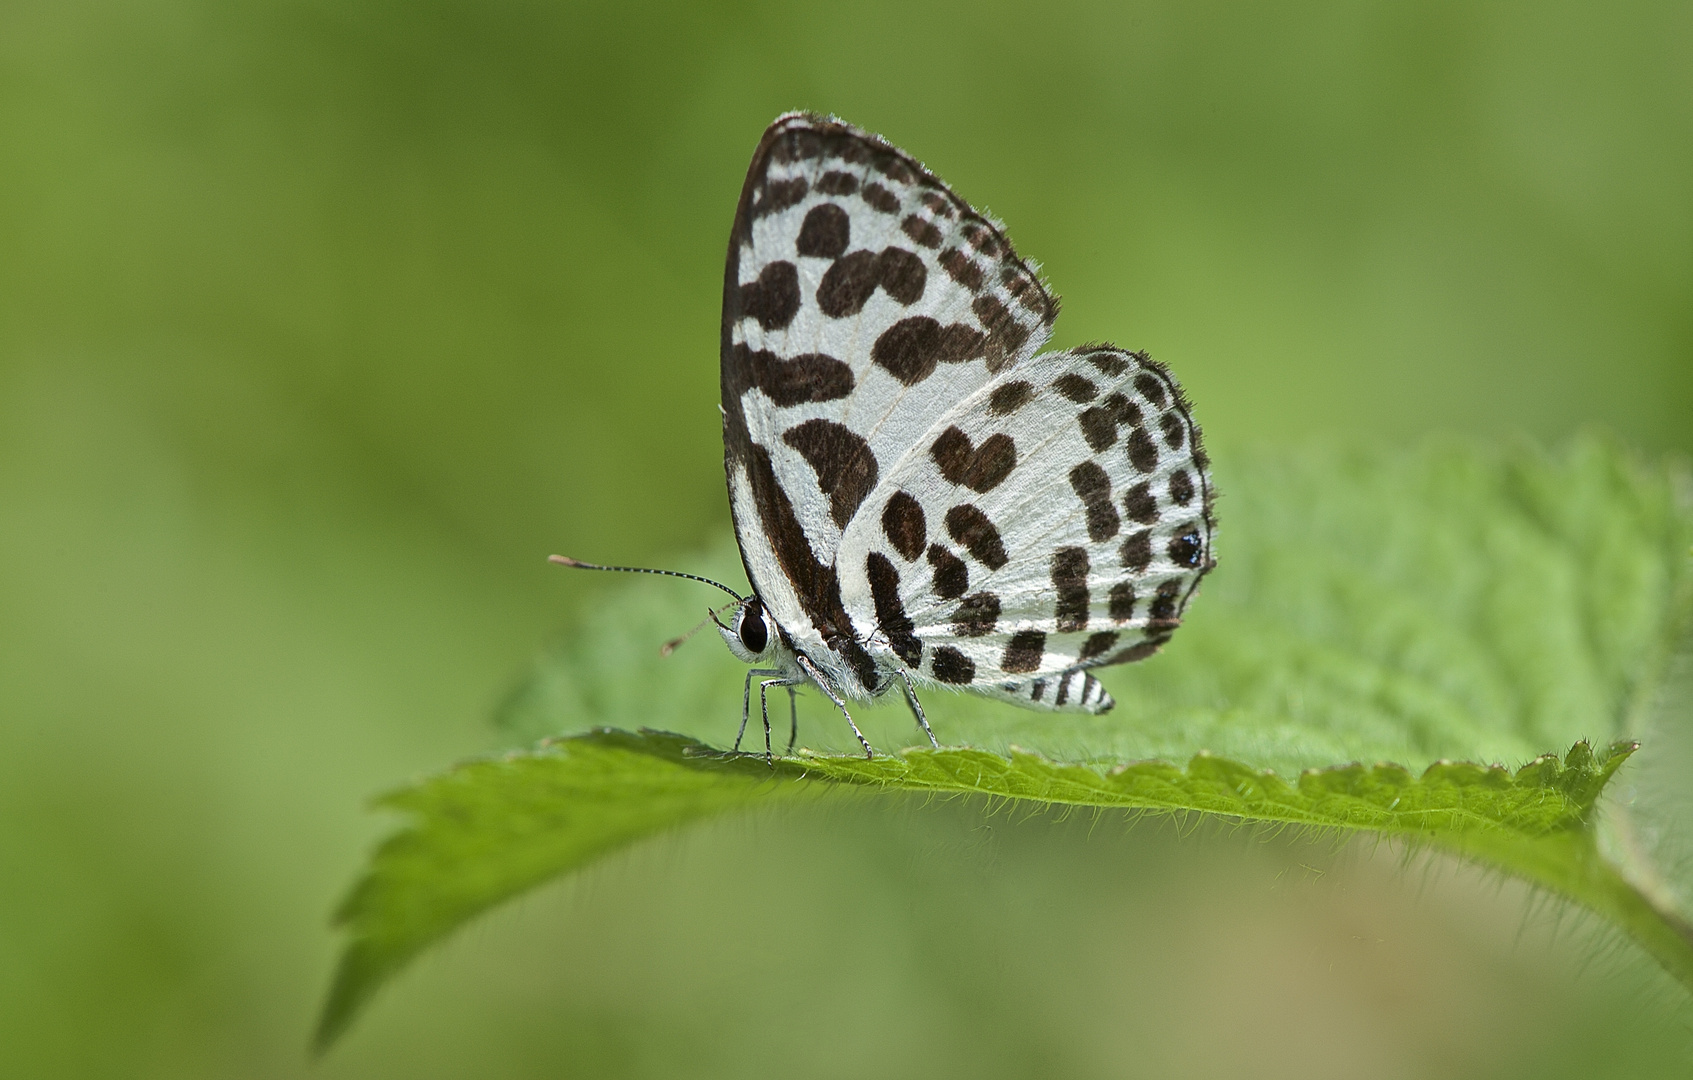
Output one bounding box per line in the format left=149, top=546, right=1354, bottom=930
left=738, top=602, right=768, bottom=654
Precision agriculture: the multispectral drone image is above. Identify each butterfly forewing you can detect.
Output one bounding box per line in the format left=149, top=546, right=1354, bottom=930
left=721, top=113, right=1058, bottom=695
left=835, top=346, right=1215, bottom=708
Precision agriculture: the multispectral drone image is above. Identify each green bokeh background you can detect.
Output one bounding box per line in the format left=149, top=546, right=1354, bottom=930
left=2, top=1, right=1690, bottom=1077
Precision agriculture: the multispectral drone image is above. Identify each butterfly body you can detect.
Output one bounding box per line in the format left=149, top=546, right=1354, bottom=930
left=714, top=114, right=1216, bottom=754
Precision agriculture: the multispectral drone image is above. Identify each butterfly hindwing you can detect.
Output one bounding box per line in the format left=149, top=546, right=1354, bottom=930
left=835, top=346, right=1215, bottom=711
left=721, top=113, right=1059, bottom=695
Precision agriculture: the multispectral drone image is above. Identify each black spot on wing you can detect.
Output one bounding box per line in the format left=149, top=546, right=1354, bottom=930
left=945, top=504, right=1008, bottom=570
left=1077, top=409, right=1118, bottom=453
left=1003, top=268, right=1046, bottom=314
left=901, top=214, right=942, bottom=247
left=950, top=591, right=1000, bottom=637
left=818, top=247, right=927, bottom=317
left=1052, top=547, right=1090, bottom=633
left=1149, top=581, right=1182, bottom=624
left=1161, top=412, right=1186, bottom=450
left=876, top=247, right=927, bottom=304
left=870, top=149, right=916, bottom=184
left=1126, top=427, right=1160, bottom=473
left=881, top=491, right=926, bottom=561
left=962, top=219, right=1001, bottom=256
left=1077, top=393, right=1142, bottom=452
left=866, top=552, right=922, bottom=666
left=1134, top=372, right=1168, bottom=409
left=1053, top=374, right=1098, bottom=403
left=861, top=182, right=900, bottom=213
left=732, top=344, right=854, bottom=406
left=1120, top=530, right=1152, bottom=572
left=1081, top=630, right=1119, bottom=660
left=1108, top=583, right=1136, bottom=622
left=1001, top=630, right=1045, bottom=674
left=1084, top=348, right=1130, bottom=377
left=817, top=250, right=881, bottom=317
left=768, top=128, right=826, bottom=163
left=1168, top=526, right=1203, bottom=568
left=1068, top=461, right=1120, bottom=542
left=927, top=544, right=968, bottom=600
left=931, top=646, right=976, bottom=684
left=931, top=427, right=1017, bottom=493
left=1168, top=469, right=1195, bottom=506
left=815, top=170, right=858, bottom=196
left=939, top=247, right=984, bottom=291
left=781, top=418, right=879, bottom=529
left=988, top=381, right=1035, bottom=416
left=873, top=317, right=985, bottom=385
left=750, top=176, right=808, bottom=219
left=972, top=295, right=1029, bottom=372
left=1122, top=481, right=1158, bottom=524
left=796, top=203, right=851, bottom=259
left=739, top=261, right=800, bottom=330
left=1120, top=639, right=1166, bottom=663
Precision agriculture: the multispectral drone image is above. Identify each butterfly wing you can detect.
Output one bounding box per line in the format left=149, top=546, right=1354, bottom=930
left=721, top=113, right=1058, bottom=695
left=835, top=345, right=1215, bottom=712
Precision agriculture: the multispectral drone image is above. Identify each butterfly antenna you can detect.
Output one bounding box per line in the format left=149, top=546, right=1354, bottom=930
left=660, top=601, right=737, bottom=657
left=548, top=555, right=746, bottom=602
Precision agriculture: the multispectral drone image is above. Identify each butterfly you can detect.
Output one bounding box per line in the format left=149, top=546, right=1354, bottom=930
left=554, top=113, right=1214, bottom=761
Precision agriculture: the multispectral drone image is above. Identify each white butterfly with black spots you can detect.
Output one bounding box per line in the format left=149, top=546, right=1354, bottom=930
left=557, top=113, right=1214, bottom=761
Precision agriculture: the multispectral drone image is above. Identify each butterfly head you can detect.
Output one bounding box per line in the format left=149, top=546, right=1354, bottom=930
left=714, top=596, right=776, bottom=664
left=547, top=555, right=779, bottom=664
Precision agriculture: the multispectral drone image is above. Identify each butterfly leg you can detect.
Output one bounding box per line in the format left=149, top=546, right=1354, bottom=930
left=794, top=653, right=873, bottom=758
left=758, top=676, right=804, bottom=766
left=737, top=667, right=785, bottom=753
left=897, top=669, right=939, bottom=748
left=786, top=687, right=799, bottom=754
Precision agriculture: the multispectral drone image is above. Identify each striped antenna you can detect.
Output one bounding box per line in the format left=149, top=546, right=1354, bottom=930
left=547, top=555, right=746, bottom=602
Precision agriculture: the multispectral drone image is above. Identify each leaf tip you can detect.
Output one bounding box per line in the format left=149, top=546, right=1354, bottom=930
left=311, top=952, right=372, bottom=1057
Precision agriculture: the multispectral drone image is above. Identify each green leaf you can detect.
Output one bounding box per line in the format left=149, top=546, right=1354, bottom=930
left=319, top=437, right=1693, bottom=1048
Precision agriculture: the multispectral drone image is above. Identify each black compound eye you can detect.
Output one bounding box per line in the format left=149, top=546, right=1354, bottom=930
left=738, top=603, right=768, bottom=654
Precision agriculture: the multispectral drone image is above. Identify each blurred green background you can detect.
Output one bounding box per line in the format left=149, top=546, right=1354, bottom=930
left=1, top=1, right=1690, bottom=1076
